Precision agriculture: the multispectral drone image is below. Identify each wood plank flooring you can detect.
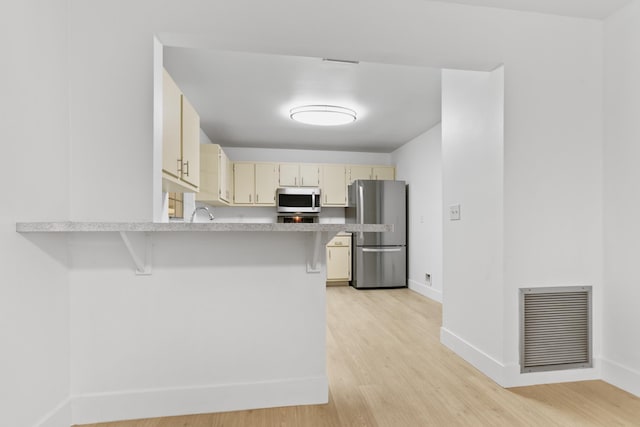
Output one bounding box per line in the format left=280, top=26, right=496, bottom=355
left=78, top=287, right=640, bottom=427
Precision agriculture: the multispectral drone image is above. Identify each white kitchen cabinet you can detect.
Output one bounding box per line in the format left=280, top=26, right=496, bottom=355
left=278, top=163, right=320, bottom=187
left=321, top=165, right=347, bottom=206
left=326, top=233, right=351, bottom=283
left=197, top=144, right=231, bottom=205
left=372, top=166, right=395, bottom=180
left=233, top=162, right=255, bottom=205
left=162, top=68, right=200, bottom=193
left=255, top=163, right=277, bottom=205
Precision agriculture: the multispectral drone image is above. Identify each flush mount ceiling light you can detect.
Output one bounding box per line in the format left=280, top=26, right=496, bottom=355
left=289, top=105, right=357, bottom=126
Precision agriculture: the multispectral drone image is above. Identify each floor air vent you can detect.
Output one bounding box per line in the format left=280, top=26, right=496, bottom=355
left=520, top=286, right=592, bottom=373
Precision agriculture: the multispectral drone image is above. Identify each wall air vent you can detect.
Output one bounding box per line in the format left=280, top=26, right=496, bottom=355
left=520, top=286, right=592, bottom=373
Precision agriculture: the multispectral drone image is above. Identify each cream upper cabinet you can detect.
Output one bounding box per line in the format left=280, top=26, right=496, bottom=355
left=326, top=234, right=351, bottom=282
left=322, top=165, right=347, bottom=206
left=197, top=144, right=231, bottom=206
left=299, top=164, right=320, bottom=187
left=162, top=69, right=182, bottom=180
left=233, top=162, right=277, bottom=206
left=278, top=163, right=320, bottom=187
left=348, top=165, right=373, bottom=183
left=162, top=68, right=200, bottom=193
left=180, top=96, right=200, bottom=188
left=255, top=163, right=277, bottom=205
left=372, top=166, right=395, bottom=180
left=233, top=162, right=255, bottom=205
left=278, top=163, right=299, bottom=187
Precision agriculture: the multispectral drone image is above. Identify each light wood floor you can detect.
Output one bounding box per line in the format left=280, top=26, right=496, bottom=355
left=79, top=287, right=640, bottom=427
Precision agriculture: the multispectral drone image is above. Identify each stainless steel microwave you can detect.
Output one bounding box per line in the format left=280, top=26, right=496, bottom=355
left=276, top=187, right=321, bottom=213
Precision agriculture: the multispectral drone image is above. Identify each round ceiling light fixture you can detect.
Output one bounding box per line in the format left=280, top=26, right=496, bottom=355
left=289, top=105, right=357, bottom=126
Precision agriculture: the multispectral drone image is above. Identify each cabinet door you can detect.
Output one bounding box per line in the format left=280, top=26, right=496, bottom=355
left=180, top=95, right=200, bottom=189
left=299, top=164, right=320, bottom=187
left=233, top=163, right=255, bottom=204
left=219, top=149, right=229, bottom=202
left=255, top=163, right=277, bottom=205
left=372, top=166, right=395, bottom=180
left=278, top=163, right=299, bottom=186
left=327, top=246, right=351, bottom=281
left=348, top=165, right=372, bottom=183
left=162, top=69, right=182, bottom=179
left=322, top=165, right=347, bottom=206
left=226, top=158, right=233, bottom=202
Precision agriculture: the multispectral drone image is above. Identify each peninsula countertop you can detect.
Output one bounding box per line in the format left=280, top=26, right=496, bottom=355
left=15, top=221, right=393, bottom=233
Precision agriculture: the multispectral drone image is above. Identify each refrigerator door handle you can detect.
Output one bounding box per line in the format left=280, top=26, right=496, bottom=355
left=358, top=183, right=364, bottom=245
left=361, top=248, right=402, bottom=253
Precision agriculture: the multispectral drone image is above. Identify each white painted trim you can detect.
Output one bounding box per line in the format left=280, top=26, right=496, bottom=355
left=602, top=357, right=640, bottom=398
left=441, top=327, right=601, bottom=388
left=33, top=397, right=72, bottom=427
left=440, top=327, right=507, bottom=386
left=71, top=376, right=328, bottom=425
left=408, top=279, right=442, bottom=303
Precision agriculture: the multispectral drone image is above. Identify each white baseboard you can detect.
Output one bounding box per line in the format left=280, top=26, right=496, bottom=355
left=602, top=357, right=640, bottom=398
left=71, top=376, right=328, bottom=425
left=34, top=398, right=72, bottom=427
left=408, top=279, right=442, bottom=303
left=440, top=326, right=507, bottom=386
left=440, top=327, right=601, bottom=388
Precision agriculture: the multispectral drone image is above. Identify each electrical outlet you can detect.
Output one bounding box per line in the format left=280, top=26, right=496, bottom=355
left=449, top=204, right=461, bottom=221
left=425, top=273, right=432, bottom=286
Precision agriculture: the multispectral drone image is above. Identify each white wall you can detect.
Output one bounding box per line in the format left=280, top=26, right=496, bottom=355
left=440, top=68, right=506, bottom=382
left=0, top=1, right=72, bottom=426
left=68, top=231, right=327, bottom=424
left=8, top=0, right=603, bottom=423
left=392, top=125, right=443, bottom=302
left=603, top=0, right=640, bottom=397
left=224, top=147, right=392, bottom=165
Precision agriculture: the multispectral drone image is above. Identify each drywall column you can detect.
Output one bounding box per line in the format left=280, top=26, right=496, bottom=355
left=603, top=0, right=640, bottom=397
left=440, top=67, right=505, bottom=384
left=0, top=1, right=72, bottom=426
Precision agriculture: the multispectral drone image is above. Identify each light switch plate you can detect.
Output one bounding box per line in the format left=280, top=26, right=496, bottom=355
left=449, top=204, right=461, bottom=221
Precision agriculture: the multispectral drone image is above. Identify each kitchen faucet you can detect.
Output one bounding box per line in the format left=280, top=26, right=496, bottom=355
left=190, top=206, right=215, bottom=222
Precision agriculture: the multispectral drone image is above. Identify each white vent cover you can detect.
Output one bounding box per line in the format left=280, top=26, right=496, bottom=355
left=520, top=286, right=592, bottom=373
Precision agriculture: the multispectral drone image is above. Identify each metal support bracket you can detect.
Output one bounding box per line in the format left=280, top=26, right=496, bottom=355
left=306, top=231, right=324, bottom=273
left=119, top=231, right=152, bottom=275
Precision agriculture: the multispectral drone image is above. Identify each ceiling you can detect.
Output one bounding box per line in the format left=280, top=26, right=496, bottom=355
left=163, top=48, right=442, bottom=153
left=163, top=1, right=634, bottom=154
left=430, top=0, right=633, bottom=20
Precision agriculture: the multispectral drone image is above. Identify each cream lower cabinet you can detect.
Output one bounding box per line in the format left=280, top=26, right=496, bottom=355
left=321, top=165, right=347, bottom=206
left=326, top=233, right=352, bottom=283
left=233, top=162, right=277, bottom=206
left=197, top=144, right=231, bottom=205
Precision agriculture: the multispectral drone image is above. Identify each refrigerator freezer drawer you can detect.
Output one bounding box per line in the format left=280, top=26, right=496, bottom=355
left=353, top=246, right=406, bottom=289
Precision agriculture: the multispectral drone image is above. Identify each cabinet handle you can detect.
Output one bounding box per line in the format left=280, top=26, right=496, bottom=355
left=328, top=249, right=331, bottom=260
left=325, top=194, right=327, bottom=203
left=177, top=158, right=182, bottom=174
left=249, top=194, right=252, bottom=203
left=256, top=194, right=259, bottom=203
left=295, top=177, right=297, bottom=186
left=301, top=177, right=304, bottom=186
left=183, top=160, right=190, bottom=177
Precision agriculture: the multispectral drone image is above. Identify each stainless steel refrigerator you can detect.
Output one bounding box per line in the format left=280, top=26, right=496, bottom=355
left=346, top=180, right=407, bottom=289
